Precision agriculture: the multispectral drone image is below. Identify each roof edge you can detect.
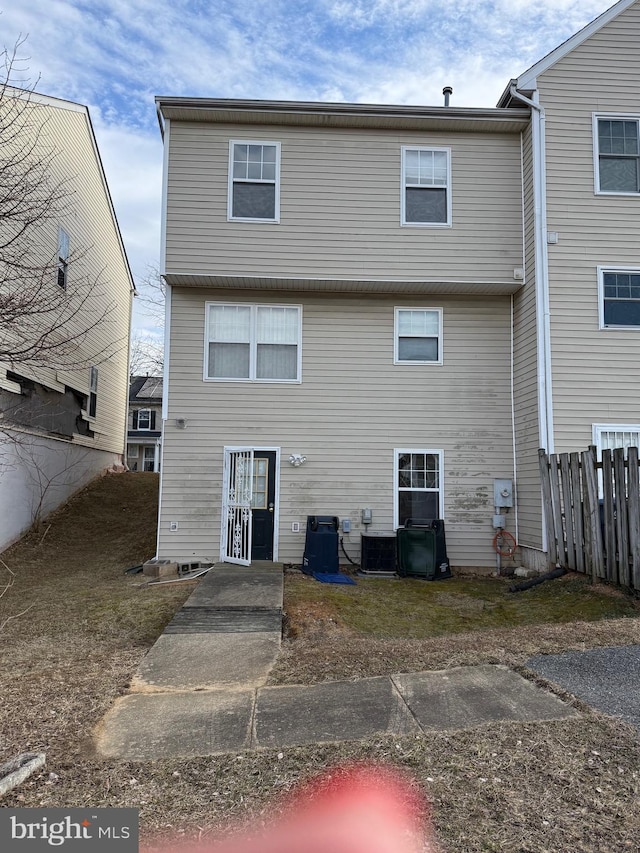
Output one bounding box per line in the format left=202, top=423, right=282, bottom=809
left=516, top=0, right=637, bottom=91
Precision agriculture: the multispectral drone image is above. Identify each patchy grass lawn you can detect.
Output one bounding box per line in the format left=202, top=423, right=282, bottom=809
left=1, top=472, right=640, bottom=852
left=283, top=570, right=638, bottom=640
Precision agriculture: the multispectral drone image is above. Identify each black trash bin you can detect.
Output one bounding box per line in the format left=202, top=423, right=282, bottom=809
left=302, top=516, right=339, bottom=575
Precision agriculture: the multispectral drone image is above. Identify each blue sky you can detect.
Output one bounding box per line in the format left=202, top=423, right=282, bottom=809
left=1, top=0, right=617, bottom=336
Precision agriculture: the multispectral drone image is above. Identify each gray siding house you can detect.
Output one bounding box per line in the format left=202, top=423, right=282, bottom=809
left=155, top=0, right=640, bottom=570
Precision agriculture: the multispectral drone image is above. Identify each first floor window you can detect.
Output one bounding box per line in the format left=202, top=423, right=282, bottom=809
left=205, top=302, right=301, bottom=382
left=596, top=116, right=640, bottom=194
left=89, top=366, right=98, bottom=418
left=401, top=146, right=451, bottom=225
left=395, top=449, right=443, bottom=526
left=394, top=308, right=442, bottom=363
left=593, top=424, right=640, bottom=458
left=229, top=140, right=280, bottom=221
left=57, top=227, right=70, bottom=288
left=599, top=269, right=640, bottom=327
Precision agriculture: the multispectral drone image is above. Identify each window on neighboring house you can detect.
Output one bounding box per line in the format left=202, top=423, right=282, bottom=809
left=598, top=268, right=640, bottom=327
left=401, top=146, right=451, bottom=225
left=128, top=445, right=139, bottom=458
left=133, top=408, right=156, bottom=430
left=395, top=449, right=443, bottom=527
left=57, top=228, right=70, bottom=288
left=595, top=116, right=640, bottom=193
left=394, top=308, right=442, bottom=364
left=229, top=141, right=280, bottom=221
left=205, top=303, right=301, bottom=382
left=89, top=366, right=98, bottom=418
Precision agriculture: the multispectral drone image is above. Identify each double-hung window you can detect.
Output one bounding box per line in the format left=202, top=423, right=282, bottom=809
left=205, top=303, right=301, bottom=382
left=401, top=146, right=451, bottom=226
left=88, top=366, right=98, bottom=418
left=394, top=308, right=442, bottom=364
left=598, top=268, right=640, bottom=328
left=133, top=409, right=156, bottom=430
left=395, top=449, right=443, bottom=527
left=595, top=116, right=640, bottom=194
left=228, top=141, right=280, bottom=221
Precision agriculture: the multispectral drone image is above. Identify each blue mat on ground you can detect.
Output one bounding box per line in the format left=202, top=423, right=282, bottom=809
left=312, top=572, right=356, bottom=585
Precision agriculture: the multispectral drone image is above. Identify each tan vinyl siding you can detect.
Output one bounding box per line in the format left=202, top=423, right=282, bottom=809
left=2, top=99, right=131, bottom=455
left=164, top=123, right=523, bottom=287
left=537, top=1, right=640, bottom=454
left=158, top=288, right=515, bottom=567
left=513, top=124, right=543, bottom=549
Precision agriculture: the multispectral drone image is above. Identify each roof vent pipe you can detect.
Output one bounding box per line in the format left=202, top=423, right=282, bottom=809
left=443, top=86, right=453, bottom=107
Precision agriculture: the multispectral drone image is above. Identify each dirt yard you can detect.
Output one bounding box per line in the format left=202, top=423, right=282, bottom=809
left=1, top=472, right=639, bottom=852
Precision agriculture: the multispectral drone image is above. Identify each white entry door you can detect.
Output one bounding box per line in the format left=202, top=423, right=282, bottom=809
left=221, top=448, right=254, bottom=565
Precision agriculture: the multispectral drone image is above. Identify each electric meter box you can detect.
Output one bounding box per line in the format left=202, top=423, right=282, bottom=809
left=493, top=479, right=514, bottom=508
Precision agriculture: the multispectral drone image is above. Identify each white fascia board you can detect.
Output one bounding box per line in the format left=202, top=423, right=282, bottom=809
left=517, top=0, right=637, bottom=91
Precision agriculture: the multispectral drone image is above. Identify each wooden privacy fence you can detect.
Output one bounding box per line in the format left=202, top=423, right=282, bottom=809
left=539, top=446, right=640, bottom=591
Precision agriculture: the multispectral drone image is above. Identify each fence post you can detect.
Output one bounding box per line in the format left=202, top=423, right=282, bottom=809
left=582, top=448, right=605, bottom=580
left=627, top=446, right=640, bottom=590
left=569, top=452, right=585, bottom=574
left=613, top=448, right=629, bottom=588
left=539, top=449, right=558, bottom=567
left=601, top=449, right=617, bottom=583
left=560, top=453, right=575, bottom=570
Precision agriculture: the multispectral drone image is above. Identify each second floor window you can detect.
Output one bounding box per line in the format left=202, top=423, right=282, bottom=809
left=401, top=147, right=451, bottom=226
left=596, top=117, right=640, bottom=194
left=229, top=141, right=280, bottom=221
left=89, top=366, right=98, bottom=418
left=394, top=308, right=443, bottom=364
left=205, top=302, right=301, bottom=382
left=133, top=409, right=156, bottom=430
left=57, top=228, right=70, bottom=288
left=599, top=268, right=640, bottom=327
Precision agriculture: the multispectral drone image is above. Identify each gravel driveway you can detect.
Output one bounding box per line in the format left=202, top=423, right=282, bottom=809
left=527, top=644, right=640, bottom=731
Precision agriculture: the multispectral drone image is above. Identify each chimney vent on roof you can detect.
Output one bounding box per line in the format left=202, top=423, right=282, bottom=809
left=443, top=86, right=453, bottom=107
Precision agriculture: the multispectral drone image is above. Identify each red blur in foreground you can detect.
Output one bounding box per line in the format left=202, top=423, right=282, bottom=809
left=149, top=764, right=433, bottom=853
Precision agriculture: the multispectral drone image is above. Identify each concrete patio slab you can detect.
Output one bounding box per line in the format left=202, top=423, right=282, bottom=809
left=254, top=676, right=420, bottom=748
left=96, top=690, right=255, bottom=760
left=392, top=665, right=577, bottom=731
left=184, top=571, right=283, bottom=611
left=131, top=632, right=282, bottom=691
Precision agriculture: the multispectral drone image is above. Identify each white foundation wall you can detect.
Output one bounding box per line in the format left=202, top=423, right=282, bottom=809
left=0, top=430, right=122, bottom=551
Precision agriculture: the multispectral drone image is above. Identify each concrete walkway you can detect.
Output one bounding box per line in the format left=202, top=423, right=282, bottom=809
left=96, top=564, right=578, bottom=760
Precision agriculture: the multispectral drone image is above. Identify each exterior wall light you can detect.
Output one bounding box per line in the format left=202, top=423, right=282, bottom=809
left=288, top=454, right=307, bottom=467
left=175, top=418, right=186, bottom=429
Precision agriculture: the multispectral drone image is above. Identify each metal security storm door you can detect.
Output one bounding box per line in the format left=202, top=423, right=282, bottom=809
left=222, top=449, right=254, bottom=565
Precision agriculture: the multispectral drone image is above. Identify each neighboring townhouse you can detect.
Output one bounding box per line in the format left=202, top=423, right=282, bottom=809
left=0, top=89, right=134, bottom=551
left=497, top=0, right=640, bottom=568
left=127, top=376, right=163, bottom=472
left=155, top=0, right=640, bottom=570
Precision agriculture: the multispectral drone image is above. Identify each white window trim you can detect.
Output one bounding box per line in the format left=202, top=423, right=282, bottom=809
left=400, top=145, right=452, bottom=227
left=128, top=444, right=139, bottom=458
left=393, top=448, right=444, bottom=529
left=597, top=266, right=640, bottom=330
left=393, top=307, right=443, bottom=365
left=136, top=408, right=152, bottom=430
left=204, top=301, right=302, bottom=383
left=593, top=424, right=640, bottom=454
left=227, top=139, right=281, bottom=223
left=592, top=113, right=640, bottom=196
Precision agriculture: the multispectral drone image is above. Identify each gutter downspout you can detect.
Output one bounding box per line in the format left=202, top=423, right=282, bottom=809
left=509, top=85, right=554, bottom=553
